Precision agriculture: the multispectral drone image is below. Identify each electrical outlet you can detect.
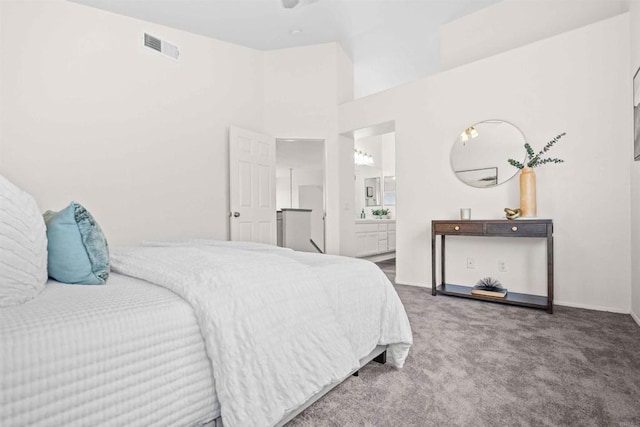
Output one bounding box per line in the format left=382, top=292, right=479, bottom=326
left=498, top=260, right=507, bottom=272
left=466, top=257, right=475, bottom=269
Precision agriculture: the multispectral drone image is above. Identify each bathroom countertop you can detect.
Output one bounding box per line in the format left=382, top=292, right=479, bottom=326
left=355, top=218, right=395, bottom=224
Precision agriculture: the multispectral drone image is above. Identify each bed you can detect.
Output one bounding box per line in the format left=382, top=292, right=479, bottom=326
left=1, top=273, right=219, bottom=425
left=1, top=237, right=413, bottom=426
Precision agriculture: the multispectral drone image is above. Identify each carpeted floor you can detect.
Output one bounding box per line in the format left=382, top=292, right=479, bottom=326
left=289, top=259, right=640, bottom=427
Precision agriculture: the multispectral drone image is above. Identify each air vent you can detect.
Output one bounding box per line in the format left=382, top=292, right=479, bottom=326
left=144, top=33, right=161, bottom=52
left=144, top=33, right=179, bottom=60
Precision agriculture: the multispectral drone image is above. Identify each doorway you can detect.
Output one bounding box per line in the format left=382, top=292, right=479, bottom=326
left=354, top=132, right=396, bottom=222
left=353, top=130, right=396, bottom=262
left=275, top=139, right=326, bottom=253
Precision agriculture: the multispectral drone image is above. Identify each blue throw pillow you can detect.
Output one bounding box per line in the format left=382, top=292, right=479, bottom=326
left=43, top=202, right=109, bottom=285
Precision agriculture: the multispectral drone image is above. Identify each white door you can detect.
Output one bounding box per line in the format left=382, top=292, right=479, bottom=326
left=229, top=126, right=276, bottom=244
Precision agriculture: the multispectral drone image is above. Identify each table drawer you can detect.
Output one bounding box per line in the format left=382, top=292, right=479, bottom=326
left=434, top=222, right=483, bottom=234
left=485, top=222, right=548, bottom=237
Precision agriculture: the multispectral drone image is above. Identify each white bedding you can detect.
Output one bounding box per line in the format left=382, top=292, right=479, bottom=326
left=0, top=274, right=218, bottom=426
left=112, top=241, right=412, bottom=427
left=2, top=241, right=412, bottom=427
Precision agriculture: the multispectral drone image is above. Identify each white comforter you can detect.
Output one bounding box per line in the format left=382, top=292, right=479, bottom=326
left=1, top=274, right=218, bottom=427
left=111, top=241, right=412, bottom=427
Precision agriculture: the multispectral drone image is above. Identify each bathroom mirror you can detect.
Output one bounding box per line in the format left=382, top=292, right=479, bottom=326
left=383, top=176, right=396, bottom=206
left=450, top=120, right=526, bottom=188
left=364, top=177, right=380, bottom=206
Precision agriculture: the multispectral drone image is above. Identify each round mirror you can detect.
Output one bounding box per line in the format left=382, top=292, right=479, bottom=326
left=450, top=120, right=526, bottom=188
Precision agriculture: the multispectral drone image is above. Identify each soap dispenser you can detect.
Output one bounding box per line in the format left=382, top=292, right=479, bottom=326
left=360, top=208, right=366, bottom=219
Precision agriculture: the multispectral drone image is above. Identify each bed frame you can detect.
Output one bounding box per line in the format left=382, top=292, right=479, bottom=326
left=207, top=345, right=388, bottom=427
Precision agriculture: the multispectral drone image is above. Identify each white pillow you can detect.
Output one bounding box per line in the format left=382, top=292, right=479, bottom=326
left=0, top=175, right=48, bottom=306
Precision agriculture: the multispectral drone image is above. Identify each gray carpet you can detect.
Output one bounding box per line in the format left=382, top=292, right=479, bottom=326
left=289, top=260, right=640, bottom=427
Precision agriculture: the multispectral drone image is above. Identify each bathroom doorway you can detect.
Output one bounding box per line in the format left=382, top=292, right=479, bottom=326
left=354, top=132, right=396, bottom=222
left=354, top=130, right=396, bottom=261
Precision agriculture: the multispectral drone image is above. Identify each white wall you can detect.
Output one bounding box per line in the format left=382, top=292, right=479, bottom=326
left=0, top=1, right=354, bottom=254
left=340, top=15, right=632, bottom=313
left=630, top=0, right=640, bottom=324
left=263, top=43, right=353, bottom=255
left=0, top=0, right=263, bottom=245
left=440, top=0, right=627, bottom=71
left=337, top=45, right=354, bottom=105
left=381, top=133, right=396, bottom=177
left=275, top=169, right=323, bottom=210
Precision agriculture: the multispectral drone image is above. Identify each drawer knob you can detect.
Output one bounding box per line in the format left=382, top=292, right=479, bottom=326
left=512, top=226, right=518, bottom=232
left=454, top=225, right=460, bottom=231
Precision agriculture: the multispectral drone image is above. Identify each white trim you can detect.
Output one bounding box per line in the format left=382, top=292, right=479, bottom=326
left=394, top=283, right=637, bottom=318
left=553, top=300, right=630, bottom=314
left=631, top=311, right=640, bottom=328
left=394, top=278, right=428, bottom=287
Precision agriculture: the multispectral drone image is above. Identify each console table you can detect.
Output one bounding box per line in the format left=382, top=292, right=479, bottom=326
left=431, top=219, right=553, bottom=313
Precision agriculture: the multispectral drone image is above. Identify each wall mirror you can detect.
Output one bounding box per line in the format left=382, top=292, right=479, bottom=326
left=450, top=120, right=526, bottom=188
left=364, top=177, right=380, bottom=206
left=383, top=176, right=396, bottom=206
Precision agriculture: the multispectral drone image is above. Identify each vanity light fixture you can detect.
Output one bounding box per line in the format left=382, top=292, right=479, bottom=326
left=460, top=126, right=479, bottom=143
left=354, top=149, right=374, bottom=166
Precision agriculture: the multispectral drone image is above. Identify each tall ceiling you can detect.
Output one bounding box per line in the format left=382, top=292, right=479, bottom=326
left=70, top=0, right=499, bottom=97
left=276, top=139, right=325, bottom=173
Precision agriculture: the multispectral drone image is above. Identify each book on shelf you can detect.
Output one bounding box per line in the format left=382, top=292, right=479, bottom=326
left=471, top=285, right=508, bottom=298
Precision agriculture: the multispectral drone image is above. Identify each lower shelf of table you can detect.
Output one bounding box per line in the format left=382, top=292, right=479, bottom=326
left=435, top=283, right=550, bottom=311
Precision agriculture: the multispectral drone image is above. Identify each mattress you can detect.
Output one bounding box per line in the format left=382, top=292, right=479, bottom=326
left=0, top=273, right=218, bottom=426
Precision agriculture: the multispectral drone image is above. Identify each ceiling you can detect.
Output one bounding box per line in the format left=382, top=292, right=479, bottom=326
left=276, top=139, right=325, bottom=173
left=71, top=0, right=499, bottom=97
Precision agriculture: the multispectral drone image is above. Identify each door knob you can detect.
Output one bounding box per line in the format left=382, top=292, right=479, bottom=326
left=233, top=212, right=240, bottom=218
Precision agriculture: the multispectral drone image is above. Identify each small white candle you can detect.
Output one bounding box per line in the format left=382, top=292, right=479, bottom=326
left=460, top=208, right=471, bottom=220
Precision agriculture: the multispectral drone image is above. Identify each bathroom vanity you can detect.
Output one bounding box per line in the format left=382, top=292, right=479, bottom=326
left=354, top=219, right=396, bottom=257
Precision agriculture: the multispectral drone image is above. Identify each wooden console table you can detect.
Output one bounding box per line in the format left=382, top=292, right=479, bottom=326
left=431, top=219, right=553, bottom=313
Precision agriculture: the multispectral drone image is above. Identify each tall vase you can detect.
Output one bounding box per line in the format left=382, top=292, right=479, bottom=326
left=519, top=167, right=537, bottom=217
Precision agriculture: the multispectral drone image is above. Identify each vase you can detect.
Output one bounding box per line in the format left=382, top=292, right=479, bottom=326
left=519, top=167, right=537, bottom=217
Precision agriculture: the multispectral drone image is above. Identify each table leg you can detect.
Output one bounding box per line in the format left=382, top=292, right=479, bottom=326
left=547, top=226, right=554, bottom=314
left=431, top=229, right=437, bottom=296
left=441, top=235, right=446, bottom=288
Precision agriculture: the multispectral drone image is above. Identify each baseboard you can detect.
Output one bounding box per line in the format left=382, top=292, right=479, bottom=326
left=393, top=282, right=638, bottom=323
left=631, top=311, right=640, bottom=327
left=553, top=300, right=630, bottom=314
left=394, top=278, right=428, bottom=288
